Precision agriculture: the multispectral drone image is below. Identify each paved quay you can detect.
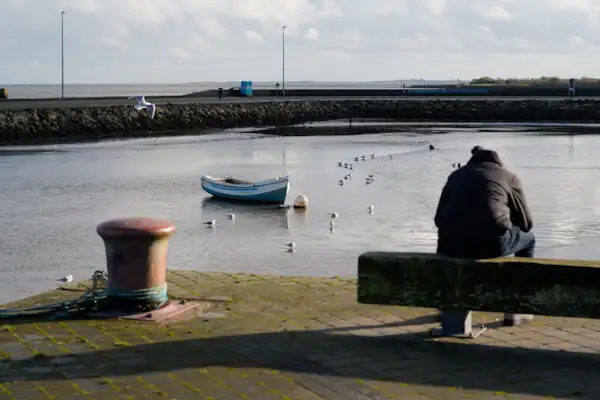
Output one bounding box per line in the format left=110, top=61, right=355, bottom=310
left=0, top=270, right=599, bottom=400
left=0, top=96, right=597, bottom=112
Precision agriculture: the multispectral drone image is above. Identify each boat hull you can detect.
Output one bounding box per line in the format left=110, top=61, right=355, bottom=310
left=201, top=176, right=290, bottom=205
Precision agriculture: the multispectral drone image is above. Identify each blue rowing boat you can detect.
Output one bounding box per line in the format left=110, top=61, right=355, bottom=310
left=201, top=175, right=291, bottom=205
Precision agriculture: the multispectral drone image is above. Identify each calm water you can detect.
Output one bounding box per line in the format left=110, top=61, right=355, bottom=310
left=3, top=80, right=458, bottom=99
left=1, top=126, right=599, bottom=303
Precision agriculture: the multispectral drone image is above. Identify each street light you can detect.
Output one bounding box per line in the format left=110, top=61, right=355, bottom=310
left=282, top=25, right=287, bottom=97
left=61, top=11, right=66, bottom=100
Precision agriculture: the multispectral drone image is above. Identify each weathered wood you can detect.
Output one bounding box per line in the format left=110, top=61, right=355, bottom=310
left=357, top=252, right=600, bottom=318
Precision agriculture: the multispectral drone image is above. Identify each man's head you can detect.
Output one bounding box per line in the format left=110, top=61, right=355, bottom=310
left=471, top=145, right=483, bottom=155
left=468, top=147, right=504, bottom=167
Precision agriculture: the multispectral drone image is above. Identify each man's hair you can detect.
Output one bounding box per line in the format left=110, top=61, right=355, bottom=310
left=471, top=145, right=483, bottom=155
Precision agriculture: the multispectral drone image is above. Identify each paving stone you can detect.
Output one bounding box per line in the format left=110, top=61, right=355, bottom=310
left=1, top=271, right=600, bottom=399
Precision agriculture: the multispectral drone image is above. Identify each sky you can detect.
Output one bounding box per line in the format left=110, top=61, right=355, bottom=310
left=2, top=0, right=600, bottom=84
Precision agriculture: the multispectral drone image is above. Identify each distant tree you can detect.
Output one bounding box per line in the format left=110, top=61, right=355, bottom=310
left=470, top=76, right=499, bottom=84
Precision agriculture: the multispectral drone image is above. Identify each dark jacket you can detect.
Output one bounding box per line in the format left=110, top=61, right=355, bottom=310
left=434, top=149, right=533, bottom=244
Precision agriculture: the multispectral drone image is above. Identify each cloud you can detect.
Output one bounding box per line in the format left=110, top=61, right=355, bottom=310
left=2, top=0, right=600, bottom=83
left=244, top=30, right=263, bottom=42
left=305, top=28, right=319, bottom=41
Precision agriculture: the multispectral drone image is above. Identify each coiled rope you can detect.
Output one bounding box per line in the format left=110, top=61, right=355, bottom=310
left=0, top=270, right=169, bottom=320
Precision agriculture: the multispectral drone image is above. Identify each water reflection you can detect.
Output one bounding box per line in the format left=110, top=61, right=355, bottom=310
left=200, top=197, right=291, bottom=231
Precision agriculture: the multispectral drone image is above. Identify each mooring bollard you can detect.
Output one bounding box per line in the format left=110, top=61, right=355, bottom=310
left=96, top=217, right=176, bottom=313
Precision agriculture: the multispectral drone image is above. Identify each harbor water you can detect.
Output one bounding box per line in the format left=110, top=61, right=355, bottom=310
left=1, top=124, right=599, bottom=303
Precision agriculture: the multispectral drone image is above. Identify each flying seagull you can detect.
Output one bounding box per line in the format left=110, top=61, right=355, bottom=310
left=128, top=95, right=156, bottom=119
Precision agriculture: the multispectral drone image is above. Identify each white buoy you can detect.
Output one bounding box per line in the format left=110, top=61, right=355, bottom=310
left=293, top=194, right=308, bottom=209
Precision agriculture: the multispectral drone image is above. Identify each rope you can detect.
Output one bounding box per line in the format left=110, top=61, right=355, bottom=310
left=0, top=270, right=169, bottom=320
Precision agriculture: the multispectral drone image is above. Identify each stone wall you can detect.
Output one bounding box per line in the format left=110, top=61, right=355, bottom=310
left=1, top=99, right=600, bottom=145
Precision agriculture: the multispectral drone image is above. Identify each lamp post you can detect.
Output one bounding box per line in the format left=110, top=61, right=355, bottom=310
left=282, top=25, right=287, bottom=97
left=61, top=11, right=66, bottom=100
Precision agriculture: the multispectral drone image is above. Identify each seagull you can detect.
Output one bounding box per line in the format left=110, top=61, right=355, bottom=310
left=368, top=205, right=375, bottom=213
left=337, top=161, right=343, bottom=167
left=285, top=242, right=296, bottom=252
left=204, top=219, right=216, bottom=227
left=227, top=213, right=235, bottom=220
left=329, top=212, right=339, bottom=219
left=128, top=95, right=157, bottom=119
left=361, top=155, right=366, bottom=161
left=338, top=180, right=345, bottom=186
left=57, top=273, right=73, bottom=283
left=370, top=154, right=375, bottom=159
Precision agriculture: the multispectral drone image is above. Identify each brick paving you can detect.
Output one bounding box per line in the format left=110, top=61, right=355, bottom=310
left=0, top=270, right=598, bottom=399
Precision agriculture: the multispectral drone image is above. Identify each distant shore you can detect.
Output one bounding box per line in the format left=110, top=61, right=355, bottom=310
left=1, top=98, right=600, bottom=146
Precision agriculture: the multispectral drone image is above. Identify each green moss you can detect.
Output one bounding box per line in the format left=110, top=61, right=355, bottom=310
left=358, top=252, right=600, bottom=317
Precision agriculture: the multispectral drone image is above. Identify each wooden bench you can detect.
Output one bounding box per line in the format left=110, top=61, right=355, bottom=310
left=357, top=252, right=600, bottom=338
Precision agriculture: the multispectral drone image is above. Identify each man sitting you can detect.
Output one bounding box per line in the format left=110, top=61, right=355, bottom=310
left=434, top=146, right=535, bottom=325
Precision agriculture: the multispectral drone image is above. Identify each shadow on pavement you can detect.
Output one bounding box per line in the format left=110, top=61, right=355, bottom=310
left=0, top=317, right=596, bottom=398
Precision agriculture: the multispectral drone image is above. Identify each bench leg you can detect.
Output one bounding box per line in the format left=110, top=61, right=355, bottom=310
left=503, top=313, right=534, bottom=326
left=430, top=309, right=487, bottom=339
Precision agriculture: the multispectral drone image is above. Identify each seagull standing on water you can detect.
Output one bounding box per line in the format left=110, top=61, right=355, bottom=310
left=57, top=273, right=73, bottom=284
left=128, top=96, right=157, bottom=119
left=204, top=219, right=216, bottom=228
left=285, top=242, right=297, bottom=252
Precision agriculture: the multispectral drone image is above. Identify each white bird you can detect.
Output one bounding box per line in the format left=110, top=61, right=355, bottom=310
left=370, top=154, right=375, bottom=159
left=329, top=212, right=339, bottom=219
left=354, top=156, right=359, bottom=161
left=128, top=95, right=157, bottom=119
left=337, top=161, right=343, bottom=167
left=227, top=213, right=235, bottom=220
left=57, top=273, right=73, bottom=283
left=361, top=155, right=366, bottom=161
left=368, top=205, right=375, bottom=213
left=338, top=180, right=345, bottom=186
left=204, top=219, right=216, bottom=227
left=367, top=174, right=374, bottom=179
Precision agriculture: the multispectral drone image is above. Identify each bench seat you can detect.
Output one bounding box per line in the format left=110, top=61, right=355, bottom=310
left=358, top=252, right=600, bottom=337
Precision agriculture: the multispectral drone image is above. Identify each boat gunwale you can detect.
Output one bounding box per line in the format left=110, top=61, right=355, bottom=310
left=201, top=175, right=289, bottom=189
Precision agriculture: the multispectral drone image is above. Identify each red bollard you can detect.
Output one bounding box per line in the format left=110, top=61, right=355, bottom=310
left=96, top=217, right=176, bottom=312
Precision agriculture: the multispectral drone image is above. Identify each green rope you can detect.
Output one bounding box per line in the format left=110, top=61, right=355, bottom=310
left=0, top=271, right=169, bottom=320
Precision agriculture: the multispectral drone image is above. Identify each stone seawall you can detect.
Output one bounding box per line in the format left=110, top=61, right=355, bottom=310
left=1, top=99, right=599, bottom=145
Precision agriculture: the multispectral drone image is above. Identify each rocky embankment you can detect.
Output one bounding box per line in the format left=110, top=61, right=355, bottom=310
left=1, top=99, right=599, bottom=145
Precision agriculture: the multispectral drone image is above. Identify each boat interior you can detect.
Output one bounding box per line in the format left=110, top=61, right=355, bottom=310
left=222, top=177, right=252, bottom=184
